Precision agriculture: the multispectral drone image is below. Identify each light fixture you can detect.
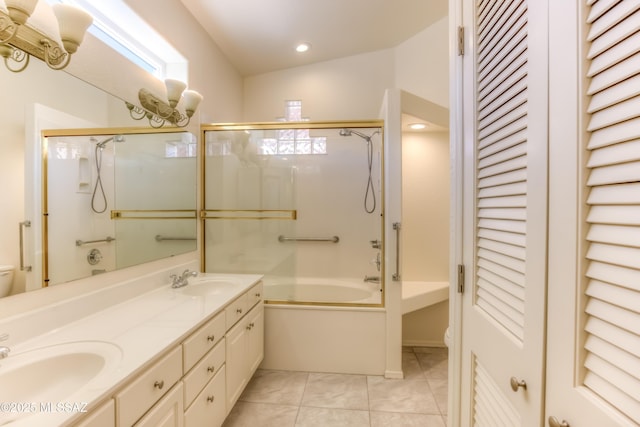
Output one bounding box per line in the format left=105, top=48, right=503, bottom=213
left=408, top=123, right=427, bottom=130
left=0, top=0, right=92, bottom=72
left=125, top=79, right=203, bottom=128
left=295, top=42, right=311, bottom=53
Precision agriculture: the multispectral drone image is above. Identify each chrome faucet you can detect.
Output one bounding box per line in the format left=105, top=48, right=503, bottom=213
left=0, top=334, right=10, bottom=359
left=364, top=275, right=380, bottom=284
left=170, top=269, right=198, bottom=288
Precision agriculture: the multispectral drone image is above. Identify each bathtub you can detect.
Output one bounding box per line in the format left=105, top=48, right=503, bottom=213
left=262, top=276, right=381, bottom=304
left=260, top=276, right=386, bottom=375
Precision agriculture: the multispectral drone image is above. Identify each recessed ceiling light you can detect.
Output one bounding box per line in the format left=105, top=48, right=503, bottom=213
left=409, top=123, right=427, bottom=130
left=295, top=43, right=311, bottom=53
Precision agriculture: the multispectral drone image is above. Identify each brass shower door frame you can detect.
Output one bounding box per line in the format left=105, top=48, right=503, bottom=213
left=199, top=120, right=386, bottom=308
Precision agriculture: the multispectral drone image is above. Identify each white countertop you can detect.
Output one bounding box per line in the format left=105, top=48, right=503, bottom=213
left=0, top=272, right=262, bottom=427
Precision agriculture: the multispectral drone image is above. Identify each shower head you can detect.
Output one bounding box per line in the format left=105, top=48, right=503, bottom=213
left=95, top=135, right=125, bottom=149
left=339, top=128, right=379, bottom=142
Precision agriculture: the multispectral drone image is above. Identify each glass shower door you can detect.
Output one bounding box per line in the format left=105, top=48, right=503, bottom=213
left=202, top=128, right=297, bottom=280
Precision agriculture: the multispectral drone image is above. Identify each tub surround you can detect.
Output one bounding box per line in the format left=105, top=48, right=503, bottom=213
left=0, top=263, right=262, bottom=427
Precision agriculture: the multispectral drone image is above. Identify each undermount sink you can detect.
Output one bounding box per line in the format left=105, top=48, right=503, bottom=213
left=0, top=341, right=122, bottom=425
left=178, top=278, right=239, bottom=297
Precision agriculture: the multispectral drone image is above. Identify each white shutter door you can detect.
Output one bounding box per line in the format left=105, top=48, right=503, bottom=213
left=584, top=0, right=640, bottom=422
left=459, top=0, right=548, bottom=425
left=546, top=1, right=640, bottom=426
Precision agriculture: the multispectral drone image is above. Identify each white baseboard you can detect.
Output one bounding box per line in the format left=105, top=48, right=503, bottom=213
left=384, top=369, right=404, bottom=379
left=402, top=339, right=446, bottom=348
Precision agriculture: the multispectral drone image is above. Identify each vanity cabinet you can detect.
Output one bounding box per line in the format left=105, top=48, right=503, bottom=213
left=225, top=283, right=264, bottom=411
left=69, top=280, right=263, bottom=427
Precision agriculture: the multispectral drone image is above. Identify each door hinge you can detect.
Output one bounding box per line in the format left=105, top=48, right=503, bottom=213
left=457, top=264, right=465, bottom=293
left=457, top=26, right=465, bottom=56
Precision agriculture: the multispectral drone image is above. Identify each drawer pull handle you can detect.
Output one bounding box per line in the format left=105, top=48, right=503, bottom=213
left=250, top=322, right=255, bottom=327
left=246, top=325, right=252, bottom=330
left=255, top=292, right=261, bottom=297
left=207, top=396, right=215, bottom=403
left=207, top=366, right=215, bottom=373
left=207, top=335, right=215, bottom=342
left=236, top=308, right=243, bottom=314
left=154, top=380, right=164, bottom=390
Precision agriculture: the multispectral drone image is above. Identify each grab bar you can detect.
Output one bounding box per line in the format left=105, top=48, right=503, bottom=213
left=278, top=235, right=339, bottom=243
left=155, top=235, right=196, bottom=242
left=393, top=222, right=401, bottom=281
left=76, top=236, right=115, bottom=246
left=19, top=220, right=32, bottom=272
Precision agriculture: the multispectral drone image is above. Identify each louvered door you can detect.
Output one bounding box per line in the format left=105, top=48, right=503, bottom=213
left=546, top=1, right=640, bottom=425
left=459, top=0, right=548, bottom=425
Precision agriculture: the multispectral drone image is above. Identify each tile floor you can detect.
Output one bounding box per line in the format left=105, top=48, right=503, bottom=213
left=222, top=346, right=448, bottom=427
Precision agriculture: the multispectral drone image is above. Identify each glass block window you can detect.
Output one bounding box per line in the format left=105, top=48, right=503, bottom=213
left=258, top=100, right=327, bottom=156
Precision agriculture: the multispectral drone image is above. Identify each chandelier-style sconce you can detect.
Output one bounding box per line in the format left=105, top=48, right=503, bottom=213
left=0, top=0, right=93, bottom=72
left=125, top=79, right=203, bottom=128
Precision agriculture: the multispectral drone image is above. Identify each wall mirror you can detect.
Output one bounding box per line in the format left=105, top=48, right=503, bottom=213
left=43, top=129, right=197, bottom=286
left=0, top=58, right=199, bottom=295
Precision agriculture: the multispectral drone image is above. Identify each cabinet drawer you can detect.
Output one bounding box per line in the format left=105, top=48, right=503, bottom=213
left=247, top=282, right=263, bottom=308
left=182, top=311, right=225, bottom=372
left=116, top=346, right=182, bottom=427
left=184, top=367, right=226, bottom=427
left=183, top=339, right=225, bottom=408
left=134, top=382, right=183, bottom=427
left=225, top=293, right=248, bottom=330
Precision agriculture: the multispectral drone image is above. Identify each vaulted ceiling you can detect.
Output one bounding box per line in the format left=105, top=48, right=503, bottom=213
left=179, top=0, right=448, bottom=76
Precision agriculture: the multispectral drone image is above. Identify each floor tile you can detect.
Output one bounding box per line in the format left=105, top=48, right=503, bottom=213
left=367, top=376, right=440, bottom=414
left=370, top=411, right=447, bottom=427
left=402, top=351, right=426, bottom=380
left=223, top=401, right=298, bottom=427
left=416, top=351, right=448, bottom=380
left=239, top=369, right=308, bottom=405
left=301, top=373, right=369, bottom=410
left=295, top=407, right=369, bottom=427
left=226, top=347, right=449, bottom=425
left=429, top=378, right=448, bottom=414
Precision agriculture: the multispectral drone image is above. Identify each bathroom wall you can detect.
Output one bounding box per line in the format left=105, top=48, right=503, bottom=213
left=395, top=16, right=449, bottom=109
left=402, top=131, right=450, bottom=281
left=401, top=131, right=450, bottom=346
left=243, top=49, right=396, bottom=122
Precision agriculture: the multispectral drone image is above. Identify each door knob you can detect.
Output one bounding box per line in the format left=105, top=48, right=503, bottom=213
left=549, top=416, right=570, bottom=427
left=510, top=377, right=527, bottom=392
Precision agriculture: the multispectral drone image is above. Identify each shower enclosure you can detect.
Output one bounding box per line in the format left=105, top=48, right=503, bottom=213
left=201, top=121, right=384, bottom=306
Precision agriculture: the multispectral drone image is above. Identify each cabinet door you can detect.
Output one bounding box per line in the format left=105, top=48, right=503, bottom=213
left=134, top=382, right=183, bottom=427
left=225, top=317, right=248, bottom=411
left=72, top=399, right=114, bottom=427
left=247, top=304, right=264, bottom=375
left=458, top=0, right=548, bottom=425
